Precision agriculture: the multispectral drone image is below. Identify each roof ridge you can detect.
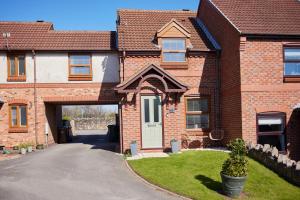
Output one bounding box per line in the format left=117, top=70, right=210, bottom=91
left=48, top=30, right=115, bottom=33
left=117, top=8, right=196, bottom=13
left=0, top=21, right=53, bottom=24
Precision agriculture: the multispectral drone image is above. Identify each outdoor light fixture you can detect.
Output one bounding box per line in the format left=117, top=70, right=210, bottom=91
left=0, top=97, right=4, bottom=104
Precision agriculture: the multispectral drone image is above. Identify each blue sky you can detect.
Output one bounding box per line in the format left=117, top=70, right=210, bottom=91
left=0, top=0, right=199, bottom=31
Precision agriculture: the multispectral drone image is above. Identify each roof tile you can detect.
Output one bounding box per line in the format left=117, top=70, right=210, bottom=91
left=209, top=0, right=300, bottom=35
left=0, top=21, right=116, bottom=50
left=117, top=9, right=214, bottom=51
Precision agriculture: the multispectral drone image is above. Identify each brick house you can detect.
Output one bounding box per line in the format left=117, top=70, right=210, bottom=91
left=197, top=0, right=300, bottom=160
left=115, top=9, right=221, bottom=152
left=0, top=0, right=300, bottom=159
left=0, top=22, right=120, bottom=147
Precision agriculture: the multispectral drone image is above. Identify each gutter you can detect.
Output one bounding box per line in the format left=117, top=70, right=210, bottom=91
left=32, top=50, right=38, bottom=145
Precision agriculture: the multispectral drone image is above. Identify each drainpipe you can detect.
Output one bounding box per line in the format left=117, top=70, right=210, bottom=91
left=118, top=104, right=123, bottom=153
left=216, top=50, right=221, bottom=130
left=32, top=50, right=38, bottom=145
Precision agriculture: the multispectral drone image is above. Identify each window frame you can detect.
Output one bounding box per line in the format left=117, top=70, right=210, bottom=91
left=7, top=53, right=26, bottom=82
left=161, top=38, right=187, bottom=67
left=68, top=53, right=92, bottom=81
left=283, top=46, right=300, bottom=82
left=256, top=112, right=287, bottom=151
left=185, top=96, right=210, bottom=131
left=9, top=104, right=28, bottom=132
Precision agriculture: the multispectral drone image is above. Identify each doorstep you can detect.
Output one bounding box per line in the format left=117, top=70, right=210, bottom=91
left=127, top=152, right=169, bottom=160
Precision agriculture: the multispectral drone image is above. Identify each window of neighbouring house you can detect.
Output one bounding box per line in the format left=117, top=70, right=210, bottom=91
left=257, top=112, right=286, bottom=151
left=186, top=97, right=209, bottom=129
left=9, top=104, right=27, bottom=129
left=68, top=54, right=92, bottom=81
left=284, top=48, right=300, bottom=76
left=7, top=54, right=26, bottom=81
left=162, top=39, right=186, bottom=62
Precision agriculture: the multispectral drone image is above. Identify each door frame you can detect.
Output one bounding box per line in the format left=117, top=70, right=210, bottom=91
left=140, top=93, right=165, bottom=150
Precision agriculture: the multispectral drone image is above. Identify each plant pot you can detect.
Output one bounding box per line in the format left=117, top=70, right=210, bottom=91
left=13, top=146, right=19, bottom=151
left=27, top=146, right=33, bottom=153
left=171, top=140, right=179, bottom=153
left=221, top=173, right=247, bottom=198
left=20, top=148, right=27, bottom=155
left=36, top=144, right=44, bottom=150
left=130, top=143, right=138, bottom=156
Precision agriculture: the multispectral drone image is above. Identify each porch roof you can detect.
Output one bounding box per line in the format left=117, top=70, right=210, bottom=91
left=115, top=64, right=188, bottom=93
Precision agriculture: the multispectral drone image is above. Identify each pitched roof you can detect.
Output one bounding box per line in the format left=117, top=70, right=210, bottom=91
left=117, top=9, right=215, bottom=51
left=115, top=64, right=188, bottom=93
left=0, top=21, right=116, bottom=50
left=207, top=0, right=300, bottom=36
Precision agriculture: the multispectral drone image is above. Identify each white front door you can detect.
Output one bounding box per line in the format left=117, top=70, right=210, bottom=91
left=141, top=95, right=163, bottom=148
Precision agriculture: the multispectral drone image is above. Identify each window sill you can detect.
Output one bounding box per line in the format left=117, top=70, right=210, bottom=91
left=160, top=62, right=188, bottom=69
left=68, top=75, right=92, bottom=81
left=186, top=128, right=210, bottom=132
left=7, top=76, right=26, bottom=82
left=9, top=127, right=28, bottom=133
left=284, top=76, right=300, bottom=83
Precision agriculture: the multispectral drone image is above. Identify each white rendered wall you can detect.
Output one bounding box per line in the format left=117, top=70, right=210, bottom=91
left=0, top=52, right=119, bottom=83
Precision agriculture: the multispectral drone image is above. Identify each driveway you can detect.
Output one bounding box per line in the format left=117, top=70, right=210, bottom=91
left=0, top=130, right=181, bottom=200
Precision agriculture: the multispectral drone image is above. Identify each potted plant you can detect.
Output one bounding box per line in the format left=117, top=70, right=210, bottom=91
left=221, top=138, right=248, bottom=198
left=19, top=143, right=27, bottom=155
left=36, top=144, right=44, bottom=150
left=170, top=138, right=179, bottom=153
left=130, top=141, right=138, bottom=156
left=13, top=146, right=19, bottom=151
left=27, top=142, right=34, bottom=153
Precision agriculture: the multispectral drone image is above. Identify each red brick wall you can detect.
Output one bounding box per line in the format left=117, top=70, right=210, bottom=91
left=240, top=39, right=300, bottom=160
left=121, top=54, right=218, bottom=152
left=0, top=83, right=119, bottom=147
left=197, top=0, right=243, bottom=144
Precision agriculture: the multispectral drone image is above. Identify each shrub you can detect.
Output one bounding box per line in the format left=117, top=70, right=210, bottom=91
left=62, top=116, right=71, bottom=121
left=19, top=143, right=28, bottom=149
left=221, top=138, right=248, bottom=177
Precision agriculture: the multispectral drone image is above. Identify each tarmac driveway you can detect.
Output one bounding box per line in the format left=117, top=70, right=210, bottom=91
left=0, top=130, right=181, bottom=200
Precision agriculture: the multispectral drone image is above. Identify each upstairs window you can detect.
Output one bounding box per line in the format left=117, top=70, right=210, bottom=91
left=186, top=97, right=209, bottom=130
left=7, top=54, right=26, bottom=82
left=69, top=54, right=92, bottom=81
left=284, top=48, right=300, bottom=76
left=162, top=39, right=186, bottom=63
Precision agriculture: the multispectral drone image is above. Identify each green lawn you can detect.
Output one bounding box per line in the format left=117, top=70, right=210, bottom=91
left=128, top=151, right=300, bottom=200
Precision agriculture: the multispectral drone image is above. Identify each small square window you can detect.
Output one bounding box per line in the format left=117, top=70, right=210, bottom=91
left=186, top=97, right=209, bottom=130
left=162, top=39, right=186, bottom=63
left=69, top=54, right=92, bottom=81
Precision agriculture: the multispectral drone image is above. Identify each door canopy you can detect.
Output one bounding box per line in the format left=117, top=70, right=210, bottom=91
left=115, top=64, right=188, bottom=94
